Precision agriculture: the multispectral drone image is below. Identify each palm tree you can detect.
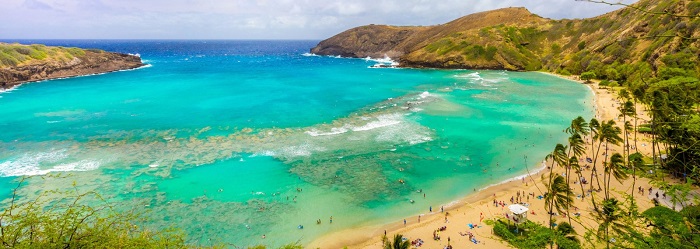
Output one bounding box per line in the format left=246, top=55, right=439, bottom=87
left=545, top=175, right=573, bottom=231
left=605, top=153, right=629, bottom=200
left=588, top=118, right=602, bottom=192
left=589, top=118, right=600, bottom=156
left=383, top=234, right=409, bottom=249
left=566, top=116, right=590, bottom=138
left=631, top=87, right=644, bottom=154
left=594, top=198, right=630, bottom=249
left=591, top=120, right=622, bottom=193
left=546, top=144, right=568, bottom=191
left=619, top=99, right=635, bottom=167
left=569, top=156, right=586, bottom=205
left=555, top=221, right=580, bottom=248
left=629, top=152, right=644, bottom=211
left=567, top=133, right=586, bottom=191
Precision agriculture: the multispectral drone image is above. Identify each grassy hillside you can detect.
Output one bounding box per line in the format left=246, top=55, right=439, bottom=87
left=0, top=43, right=93, bottom=68
left=403, top=0, right=700, bottom=75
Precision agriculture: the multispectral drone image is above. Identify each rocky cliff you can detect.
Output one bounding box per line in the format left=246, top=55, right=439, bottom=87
left=0, top=44, right=144, bottom=88
left=311, top=0, right=700, bottom=74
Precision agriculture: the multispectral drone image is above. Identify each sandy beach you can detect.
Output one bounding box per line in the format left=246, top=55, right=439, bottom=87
left=308, top=74, right=661, bottom=249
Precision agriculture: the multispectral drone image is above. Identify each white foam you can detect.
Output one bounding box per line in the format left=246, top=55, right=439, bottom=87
left=0, top=85, right=20, bottom=94
left=305, top=127, right=349, bottom=137
left=251, top=151, right=276, bottom=157
left=301, top=53, right=320, bottom=57
left=364, top=55, right=397, bottom=65
left=278, top=144, right=326, bottom=158
left=351, top=115, right=402, bottom=132
left=0, top=150, right=101, bottom=177
left=455, top=72, right=482, bottom=81
left=419, top=91, right=430, bottom=99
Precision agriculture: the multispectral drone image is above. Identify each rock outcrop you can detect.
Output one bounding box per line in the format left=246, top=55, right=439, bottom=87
left=0, top=48, right=144, bottom=88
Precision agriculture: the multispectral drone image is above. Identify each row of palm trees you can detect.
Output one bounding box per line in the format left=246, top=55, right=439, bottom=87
left=544, top=108, right=640, bottom=248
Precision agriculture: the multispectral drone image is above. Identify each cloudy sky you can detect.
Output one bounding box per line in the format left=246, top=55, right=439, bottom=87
left=2, top=0, right=637, bottom=39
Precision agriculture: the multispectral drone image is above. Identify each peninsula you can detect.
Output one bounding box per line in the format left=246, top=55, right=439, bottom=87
left=0, top=43, right=144, bottom=88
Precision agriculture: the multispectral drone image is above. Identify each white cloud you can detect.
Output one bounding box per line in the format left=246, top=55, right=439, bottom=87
left=0, top=0, right=638, bottom=39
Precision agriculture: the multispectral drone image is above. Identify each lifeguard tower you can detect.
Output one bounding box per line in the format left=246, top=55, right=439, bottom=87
left=508, top=204, right=529, bottom=224
left=508, top=204, right=529, bottom=233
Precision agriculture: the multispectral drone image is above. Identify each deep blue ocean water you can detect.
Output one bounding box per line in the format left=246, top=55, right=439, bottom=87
left=0, top=40, right=593, bottom=247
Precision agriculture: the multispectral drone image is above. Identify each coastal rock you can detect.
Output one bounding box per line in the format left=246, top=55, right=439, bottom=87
left=310, top=25, right=423, bottom=58
left=0, top=48, right=144, bottom=87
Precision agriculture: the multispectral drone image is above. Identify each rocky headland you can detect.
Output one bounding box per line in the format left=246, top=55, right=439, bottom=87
left=0, top=43, right=144, bottom=88
left=311, top=0, right=699, bottom=73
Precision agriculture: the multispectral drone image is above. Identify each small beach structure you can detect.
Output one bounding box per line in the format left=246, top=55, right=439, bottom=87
left=508, top=204, right=529, bottom=224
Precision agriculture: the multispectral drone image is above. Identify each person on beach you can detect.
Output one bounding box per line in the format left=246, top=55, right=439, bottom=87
left=330, top=216, right=333, bottom=223
left=418, top=215, right=421, bottom=222
left=404, top=219, right=406, bottom=226
left=430, top=206, right=432, bottom=212
left=441, top=206, right=444, bottom=213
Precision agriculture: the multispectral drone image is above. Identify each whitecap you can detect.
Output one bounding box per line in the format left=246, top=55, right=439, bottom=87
left=0, top=150, right=100, bottom=177
left=419, top=91, right=430, bottom=99
left=350, top=116, right=402, bottom=132
left=301, top=53, right=319, bottom=57
left=305, top=127, right=349, bottom=137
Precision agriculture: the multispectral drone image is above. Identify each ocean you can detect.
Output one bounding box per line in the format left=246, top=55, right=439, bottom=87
left=0, top=40, right=593, bottom=247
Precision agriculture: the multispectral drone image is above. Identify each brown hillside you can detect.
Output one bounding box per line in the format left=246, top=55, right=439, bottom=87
left=311, top=0, right=700, bottom=73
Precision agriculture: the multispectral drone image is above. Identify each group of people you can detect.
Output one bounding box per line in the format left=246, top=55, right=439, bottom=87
left=459, top=231, right=480, bottom=244
left=432, top=229, right=442, bottom=240
left=410, top=238, right=424, bottom=247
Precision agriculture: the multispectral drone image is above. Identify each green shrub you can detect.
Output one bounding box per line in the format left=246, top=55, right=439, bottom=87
left=0, top=51, right=20, bottom=67
left=485, top=46, right=498, bottom=60
left=463, top=45, right=486, bottom=59
left=29, top=49, right=48, bottom=60
left=66, top=47, right=86, bottom=57
left=13, top=46, right=32, bottom=55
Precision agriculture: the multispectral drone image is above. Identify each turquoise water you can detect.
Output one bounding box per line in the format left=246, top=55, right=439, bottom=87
left=0, top=40, right=593, bottom=247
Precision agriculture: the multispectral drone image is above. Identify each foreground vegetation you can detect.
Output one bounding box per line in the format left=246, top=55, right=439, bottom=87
left=0, top=178, right=303, bottom=249
left=0, top=179, right=191, bottom=248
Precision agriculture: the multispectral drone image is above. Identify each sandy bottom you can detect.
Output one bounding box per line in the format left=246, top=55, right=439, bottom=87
left=308, top=75, right=665, bottom=249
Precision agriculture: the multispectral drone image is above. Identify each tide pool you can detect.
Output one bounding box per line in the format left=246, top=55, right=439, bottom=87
left=0, top=40, right=593, bottom=247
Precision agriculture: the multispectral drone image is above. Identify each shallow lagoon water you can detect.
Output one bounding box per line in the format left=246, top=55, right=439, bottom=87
left=0, top=40, right=593, bottom=247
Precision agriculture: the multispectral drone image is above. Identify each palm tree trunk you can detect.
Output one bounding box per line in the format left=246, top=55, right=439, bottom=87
left=565, top=150, right=573, bottom=225
left=548, top=160, right=556, bottom=229
left=606, top=226, right=610, bottom=249
left=633, top=99, right=639, bottom=154
left=593, top=141, right=605, bottom=191
left=604, top=141, right=610, bottom=200
left=652, top=114, right=657, bottom=165
left=577, top=170, right=586, bottom=201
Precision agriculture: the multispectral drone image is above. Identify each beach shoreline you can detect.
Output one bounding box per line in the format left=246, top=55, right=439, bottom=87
left=308, top=72, right=657, bottom=249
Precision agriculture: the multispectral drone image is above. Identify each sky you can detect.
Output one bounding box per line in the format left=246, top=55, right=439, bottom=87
left=1, top=0, right=637, bottom=40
